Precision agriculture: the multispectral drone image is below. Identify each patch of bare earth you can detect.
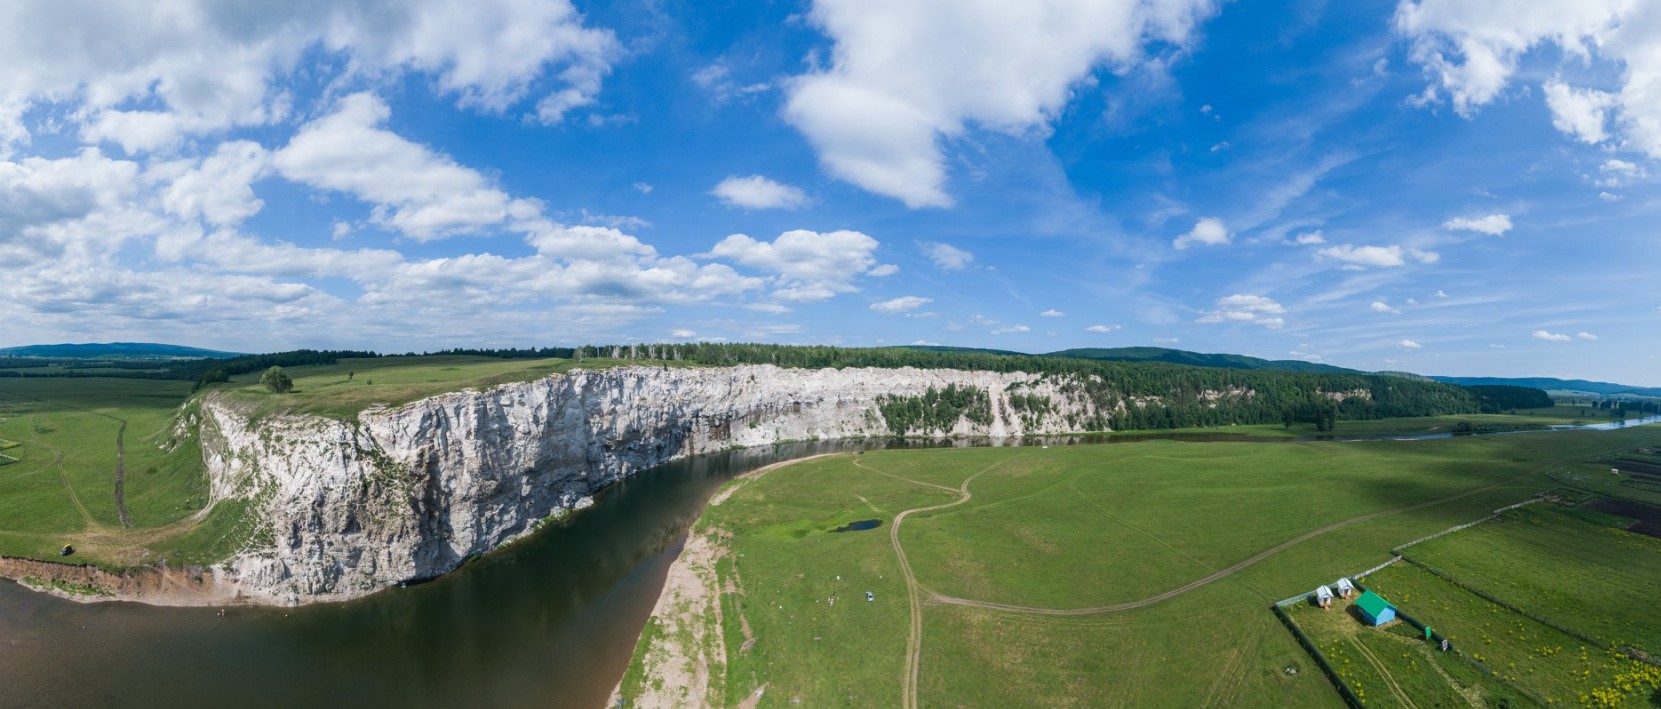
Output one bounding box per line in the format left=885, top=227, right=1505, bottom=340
left=0, top=556, right=243, bottom=606
left=610, top=529, right=730, bottom=709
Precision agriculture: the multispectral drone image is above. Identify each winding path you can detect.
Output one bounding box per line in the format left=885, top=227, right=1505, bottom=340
left=884, top=455, right=1027, bottom=709
left=916, top=440, right=1646, bottom=618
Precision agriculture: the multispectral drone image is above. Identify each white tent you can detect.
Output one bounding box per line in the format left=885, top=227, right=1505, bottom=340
left=1314, top=585, right=1334, bottom=607
left=1335, top=578, right=1356, bottom=597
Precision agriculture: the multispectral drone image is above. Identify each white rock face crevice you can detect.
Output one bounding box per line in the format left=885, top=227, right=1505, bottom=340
left=198, top=364, right=1130, bottom=605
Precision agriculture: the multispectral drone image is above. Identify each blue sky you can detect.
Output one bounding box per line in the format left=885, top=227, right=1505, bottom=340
left=2, top=1, right=1658, bottom=385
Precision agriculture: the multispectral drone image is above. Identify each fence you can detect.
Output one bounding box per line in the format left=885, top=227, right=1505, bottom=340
left=1390, top=497, right=1540, bottom=554
left=1273, top=557, right=1401, bottom=609
left=1270, top=604, right=1364, bottom=709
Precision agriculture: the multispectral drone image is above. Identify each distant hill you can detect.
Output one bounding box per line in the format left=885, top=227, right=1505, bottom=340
left=0, top=342, right=243, bottom=359
left=899, top=345, right=1029, bottom=357
left=1043, top=347, right=1361, bottom=374
left=1429, top=376, right=1661, bottom=398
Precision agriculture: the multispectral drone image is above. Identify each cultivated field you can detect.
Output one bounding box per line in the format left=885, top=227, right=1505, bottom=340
left=1349, top=561, right=1659, bottom=707
left=619, top=425, right=1661, bottom=707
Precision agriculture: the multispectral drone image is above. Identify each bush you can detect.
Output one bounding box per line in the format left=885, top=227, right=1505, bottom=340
left=260, top=366, right=293, bottom=394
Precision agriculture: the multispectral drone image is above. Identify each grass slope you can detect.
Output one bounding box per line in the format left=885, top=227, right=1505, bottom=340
left=638, top=425, right=1661, bottom=707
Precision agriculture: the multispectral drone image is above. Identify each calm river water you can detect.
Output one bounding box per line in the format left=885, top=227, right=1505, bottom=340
left=3, top=417, right=1656, bottom=708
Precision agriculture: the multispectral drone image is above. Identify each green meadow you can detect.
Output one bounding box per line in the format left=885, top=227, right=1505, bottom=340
left=625, top=425, right=1661, bottom=707
left=0, top=378, right=225, bottom=567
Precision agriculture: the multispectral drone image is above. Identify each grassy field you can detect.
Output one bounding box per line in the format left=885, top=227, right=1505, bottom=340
left=0, top=355, right=661, bottom=567
left=0, top=378, right=238, bottom=567
left=621, top=424, right=1661, bottom=707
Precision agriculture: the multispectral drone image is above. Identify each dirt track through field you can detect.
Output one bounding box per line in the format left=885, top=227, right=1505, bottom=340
left=52, top=451, right=98, bottom=529
left=884, top=455, right=1027, bottom=709
left=925, top=481, right=1520, bottom=616
left=113, top=419, right=130, bottom=528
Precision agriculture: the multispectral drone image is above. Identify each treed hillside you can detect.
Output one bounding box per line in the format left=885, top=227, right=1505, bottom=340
left=1469, top=385, right=1553, bottom=413
left=1042, top=346, right=1359, bottom=374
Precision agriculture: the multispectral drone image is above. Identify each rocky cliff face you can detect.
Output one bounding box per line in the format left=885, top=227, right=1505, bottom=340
left=197, top=364, right=1133, bottom=605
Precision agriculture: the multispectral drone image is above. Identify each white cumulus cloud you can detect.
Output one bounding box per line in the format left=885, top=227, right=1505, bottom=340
left=921, top=241, right=974, bottom=271
left=1577, top=331, right=1598, bottom=340
left=273, top=93, right=535, bottom=241
left=1532, top=329, right=1571, bottom=342
left=871, top=295, right=933, bottom=314
left=867, top=264, right=900, bottom=277
left=709, top=229, right=879, bottom=301
left=1198, top=294, right=1286, bottom=329
left=1371, top=300, right=1403, bottom=314
left=0, top=0, right=618, bottom=153
left=1318, top=244, right=1440, bottom=267
left=991, top=324, right=1031, bottom=334
left=1040, top=309, right=1065, bottom=317
left=1399, top=339, right=1422, bottom=349
left=711, top=175, right=811, bottom=210
left=1442, top=213, right=1512, bottom=235
left=1292, top=231, right=1326, bottom=245
left=1393, top=1, right=1661, bottom=158
left=783, top=0, right=1219, bottom=207
left=1086, top=324, right=1121, bottom=333
left=1172, top=217, right=1231, bottom=250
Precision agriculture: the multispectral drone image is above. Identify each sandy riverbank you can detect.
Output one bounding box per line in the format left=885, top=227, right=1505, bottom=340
left=610, top=452, right=841, bottom=708
left=0, top=556, right=243, bottom=607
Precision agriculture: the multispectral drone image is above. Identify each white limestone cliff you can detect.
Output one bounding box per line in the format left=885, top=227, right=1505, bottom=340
left=195, top=364, right=1136, bottom=605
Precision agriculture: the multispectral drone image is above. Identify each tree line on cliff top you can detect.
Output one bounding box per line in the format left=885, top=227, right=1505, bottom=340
left=7, top=342, right=1497, bottom=430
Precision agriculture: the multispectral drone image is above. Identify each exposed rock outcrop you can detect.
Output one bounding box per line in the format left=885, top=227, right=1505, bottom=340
left=198, top=365, right=1136, bottom=605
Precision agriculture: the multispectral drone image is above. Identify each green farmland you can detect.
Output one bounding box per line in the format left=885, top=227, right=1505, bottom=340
left=619, top=425, right=1661, bottom=707
left=1285, top=499, right=1661, bottom=708
left=0, top=378, right=235, bottom=567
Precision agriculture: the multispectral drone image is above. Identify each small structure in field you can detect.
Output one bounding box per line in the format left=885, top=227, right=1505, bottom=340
left=1314, top=585, right=1334, bottom=608
left=1335, top=577, right=1355, bottom=598
left=1355, top=590, right=1396, bottom=626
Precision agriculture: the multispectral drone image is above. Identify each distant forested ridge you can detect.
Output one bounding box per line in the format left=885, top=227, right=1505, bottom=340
left=1469, top=385, right=1553, bottom=413
left=1431, top=375, right=1661, bottom=398
left=1041, top=346, right=1360, bottom=374
left=0, top=342, right=242, bottom=359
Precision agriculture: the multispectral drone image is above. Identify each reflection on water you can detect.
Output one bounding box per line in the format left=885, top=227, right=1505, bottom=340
left=2, top=417, right=1656, bottom=708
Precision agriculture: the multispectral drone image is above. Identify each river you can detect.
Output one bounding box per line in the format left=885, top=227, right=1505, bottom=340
left=2, top=416, right=1657, bottom=708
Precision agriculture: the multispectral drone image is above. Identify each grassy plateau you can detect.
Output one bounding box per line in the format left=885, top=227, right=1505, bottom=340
left=620, top=425, right=1661, bottom=707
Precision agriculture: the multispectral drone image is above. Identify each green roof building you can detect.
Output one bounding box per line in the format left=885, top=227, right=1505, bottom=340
left=1355, top=590, right=1396, bottom=626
